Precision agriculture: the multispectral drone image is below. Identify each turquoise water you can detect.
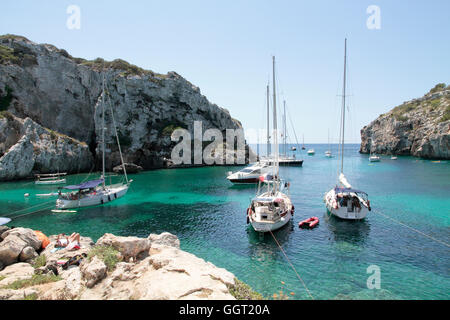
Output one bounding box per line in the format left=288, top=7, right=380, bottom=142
left=0, top=144, right=449, bottom=299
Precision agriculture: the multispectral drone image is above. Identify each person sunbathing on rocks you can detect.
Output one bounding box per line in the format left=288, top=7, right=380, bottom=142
left=56, top=232, right=81, bottom=250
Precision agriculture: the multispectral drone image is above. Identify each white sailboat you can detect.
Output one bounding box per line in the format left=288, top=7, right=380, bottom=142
left=35, top=172, right=67, bottom=185
left=325, top=129, right=332, bottom=158
left=247, top=56, right=294, bottom=232
left=323, top=39, right=371, bottom=220
left=307, top=149, right=315, bottom=155
left=56, top=75, right=132, bottom=209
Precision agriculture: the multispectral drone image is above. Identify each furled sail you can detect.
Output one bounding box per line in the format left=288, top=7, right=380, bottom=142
left=339, top=173, right=352, bottom=188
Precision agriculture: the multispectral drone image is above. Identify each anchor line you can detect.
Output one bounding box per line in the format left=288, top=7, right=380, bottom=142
left=2, top=199, right=55, bottom=218
left=269, top=230, right=315, bottom=300
left=373, top=210, right=450, bottom=248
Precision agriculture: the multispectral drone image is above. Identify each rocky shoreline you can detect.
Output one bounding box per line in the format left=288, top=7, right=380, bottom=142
left=360, top=84, right=450, bottom=159
left=0, top=226, right=259, bottom=300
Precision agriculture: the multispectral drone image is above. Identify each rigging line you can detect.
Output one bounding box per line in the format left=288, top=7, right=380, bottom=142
left=2, top=199, right=56, bottom=218
left=12, top=205, right=55, bottom=220
left=373, top=210, right=450, bottom=248
left=269, top=230, right=315, bottom=300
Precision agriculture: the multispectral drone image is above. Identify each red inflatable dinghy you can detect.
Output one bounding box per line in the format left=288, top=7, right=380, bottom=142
left=299, top=217, right=319, bottom=229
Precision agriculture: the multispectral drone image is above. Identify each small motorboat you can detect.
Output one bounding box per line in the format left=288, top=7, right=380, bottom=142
left=299, top=216, right=319, bottom=229
left=391, top=156, right=397, bottom=160
left=227, top=162, right=269, bottom=184
left=307, top=149, right=315, bottom=155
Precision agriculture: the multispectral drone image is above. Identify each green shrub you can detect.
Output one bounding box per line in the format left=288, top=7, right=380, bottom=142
left=430, top=98, right=441, bottom=109
left=87, top=245, right=121, bottom=271
left=3, top=274, right=62, bottom=290
left=227, top=278, right=264, bottom=300
left=429, top=83, right=446, bottom=94
left=440, top=106, right=450, bottom=122
left=32, top=255, right=47, bottom=269
left=0, top=275, right=5, bottom=282
left=22, top=293, right=38, bottom=300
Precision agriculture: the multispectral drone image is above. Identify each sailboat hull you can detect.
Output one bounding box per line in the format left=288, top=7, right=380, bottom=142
left=56, top=184, right=129, bottom=209
left=324, top=189, right=369, bottom=220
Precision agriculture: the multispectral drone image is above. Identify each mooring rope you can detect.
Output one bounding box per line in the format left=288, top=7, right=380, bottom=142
left=2, top=199, right=55, bottom=218
left=269, top=230, right=315, bottom=300
left=11, top=205, right=54, bottom=220
left=373, top=210, right=450, bottom=248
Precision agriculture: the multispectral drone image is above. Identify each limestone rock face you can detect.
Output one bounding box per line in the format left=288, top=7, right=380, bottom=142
left=0, top=114, right=93, bottom=180
left=0, top=35, right=248, bottom=179
left=360, top=86, right=450, bottom=159
left=0, top=228, right=41, bottom=267
left=19, top=246, right=38, bottom=262
left=96, top=233, right=151, bottom=261
left=148, top=232, right=180, bottom=249
left=80, top=256, right=107, bottom=288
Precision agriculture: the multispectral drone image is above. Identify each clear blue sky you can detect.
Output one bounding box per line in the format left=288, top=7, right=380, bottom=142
left=1, top=0, right=449, bottom=143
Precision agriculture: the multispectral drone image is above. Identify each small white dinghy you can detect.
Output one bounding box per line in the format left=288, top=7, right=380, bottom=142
left=51, top=209, right=77, bottom=213
left=0, top=217, right=11, bottom=225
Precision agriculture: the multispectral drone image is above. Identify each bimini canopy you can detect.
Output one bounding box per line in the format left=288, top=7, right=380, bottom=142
left=334, top=187, right=367, bottom=196
left=64, top=179, right=104, bottom=190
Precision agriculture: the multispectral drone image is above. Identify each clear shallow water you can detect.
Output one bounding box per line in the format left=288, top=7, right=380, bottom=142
left=0, top=144, right=449, bottom=299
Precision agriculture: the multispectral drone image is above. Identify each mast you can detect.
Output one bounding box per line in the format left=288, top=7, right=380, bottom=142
left=283, top=100, right=287, bottom=156
left=340, top=38, right=347, bottom=175
left=101, top=73, right=106, bottom=188
left=272, top=56, right=279, bottom=187
left=266, top=84, right=271, bottom=157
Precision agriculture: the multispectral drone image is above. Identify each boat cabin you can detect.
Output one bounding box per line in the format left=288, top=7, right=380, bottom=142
left=334, top=187, right=369, bottom=213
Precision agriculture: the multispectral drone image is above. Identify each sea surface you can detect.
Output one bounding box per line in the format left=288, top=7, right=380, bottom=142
left=0, top=144, right=449, bottom=300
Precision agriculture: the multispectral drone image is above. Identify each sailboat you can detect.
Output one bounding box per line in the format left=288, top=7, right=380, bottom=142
left=35, top=172, right=67, bottom=185
left=369, top=150, right=380, bottom=162
left=323, top=39, right=371, bottom=220
left=247, top=56, right=294, bottom=232
left=55, top=75, right=132, bottom=209
left=325, top=129, right=332, bottom=158
left=262, top=100, right=303, bottom=166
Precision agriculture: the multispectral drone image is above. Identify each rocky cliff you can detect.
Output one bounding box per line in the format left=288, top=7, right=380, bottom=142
left=360, top=84, right=450, bottom=159
left=0, top=227, right=261, bottom=300
left=0, top=34, right=249, bottom=180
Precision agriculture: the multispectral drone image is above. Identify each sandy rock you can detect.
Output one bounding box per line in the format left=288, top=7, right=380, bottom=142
left=96, top=233, right=150, bottom=261
left=0, top=288, right=38, bottom=300
left=19, top=246, right=38, bottom=262
left=80, top=256, right=107, bottom=288
left=148, top=232, right=180, bottom=249
left=63, top=267, right=83, bottom=298
left=0, top=235, right=28, bottom=266
left=0, top=226, right=9, bottom=239
left=1, top=227, right=41, bottom=250
left=0, top=262, right=35, bottom=287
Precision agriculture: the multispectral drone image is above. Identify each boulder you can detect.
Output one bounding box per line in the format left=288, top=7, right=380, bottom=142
left=19, top=246, right=38, bottom=262
left=80, top=256, right=107, bottom=288
left=0, top=226, right=9, bottom=239
left=113, top=163, right=143, bottom=174
left=1, top=227, right=41, bottom=250
left=148, top=232, right=180, bottom=249
left=0, top=262, right=35, bottom=287
left=96, top=233, right=150, bottom=261
left=0, top=235, right=28, bottom=266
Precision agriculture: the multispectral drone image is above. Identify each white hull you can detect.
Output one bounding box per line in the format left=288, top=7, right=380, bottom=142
left=250, top=211, right=292, bottom=232
left=324, top=189, right=369, bottom=220
left=35, top=179, right=66, bottom=185
left=249, top=192, right=293, bottom=232
left=56, top=184, right=129, bottom=209
left=369, top=156, right=380, bottom=162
